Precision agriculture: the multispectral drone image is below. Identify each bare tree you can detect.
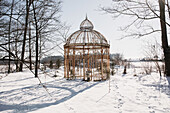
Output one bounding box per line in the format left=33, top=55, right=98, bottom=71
left=19, top=0, right=31, bottom=71
left=101, top=0, right=170, bottom=76
left=111, top=53, right=124, bottom=66
left=159, top=0, right=170, bottom=76
left=0, top=0, right=64, bottom=77
left=28, top=21, right=32, bottom=70
left=30, top=0, right=62, bottom=77
left=7, top=0, right=15, bottom=73
left=31, top=0, right=39, bottom=77
left=144, top=40, right=164, bottom=76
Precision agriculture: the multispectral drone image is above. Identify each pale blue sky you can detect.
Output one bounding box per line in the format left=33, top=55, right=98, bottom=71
left=59, top=0, right=165, bottom=59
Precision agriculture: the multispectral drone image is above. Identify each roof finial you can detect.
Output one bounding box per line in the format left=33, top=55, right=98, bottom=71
left=86, top=13, right=88, bottom=20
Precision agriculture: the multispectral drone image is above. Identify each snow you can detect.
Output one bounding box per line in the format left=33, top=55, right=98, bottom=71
left=0, top=64, right=170, bottom=113
left=167, top=77, right=170, bottom=85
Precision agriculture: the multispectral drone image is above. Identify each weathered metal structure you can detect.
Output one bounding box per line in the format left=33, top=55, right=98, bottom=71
left=64, top=17, right=110, bottom=81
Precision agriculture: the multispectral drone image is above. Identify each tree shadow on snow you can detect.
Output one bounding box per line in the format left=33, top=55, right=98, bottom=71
left=142, top=83, right=170, bottom=97
left=0, top=79, right=101, bottom=113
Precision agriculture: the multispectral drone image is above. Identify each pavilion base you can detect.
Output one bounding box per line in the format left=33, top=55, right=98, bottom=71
left=65, top=74, right=109, bottom=82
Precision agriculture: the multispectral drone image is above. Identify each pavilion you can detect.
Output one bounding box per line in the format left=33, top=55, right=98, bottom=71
left=64, top=17, right=110, bottom=81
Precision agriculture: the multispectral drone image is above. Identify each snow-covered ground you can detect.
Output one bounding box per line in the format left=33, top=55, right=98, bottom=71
left=0, top=64, right=170, bottom=113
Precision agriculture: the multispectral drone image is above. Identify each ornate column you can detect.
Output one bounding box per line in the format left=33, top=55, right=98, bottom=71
left=83, top=46, right=85, bottom=80
left=67, top=48, right=70, bottom=79
left=107, top=48, right=110, bottom=79
left=73, top=49, right=75, bottom=78
left=101, top=48, right=103, bottom=79
left=64, top=48, right=67, bottom=78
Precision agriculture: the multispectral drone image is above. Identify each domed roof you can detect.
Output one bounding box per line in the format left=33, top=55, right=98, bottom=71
left=80, top=16, right=93, bottom=31
left=65, top=17, right=109, bottom=46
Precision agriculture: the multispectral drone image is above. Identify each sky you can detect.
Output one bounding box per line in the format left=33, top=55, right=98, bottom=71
left=59, top=0, right=168, bottom=59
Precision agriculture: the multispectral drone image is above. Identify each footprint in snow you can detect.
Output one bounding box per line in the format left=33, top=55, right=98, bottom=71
left=117, top=98, right=124, bottom=108
left=115, top=85, right=118, bottom=89
left=136, top=95, right=140, bottom=100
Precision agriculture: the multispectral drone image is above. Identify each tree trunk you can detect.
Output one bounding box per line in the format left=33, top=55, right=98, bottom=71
left=167, top=0, right=170, bottom=18
left=32, top=1, right=39, bottom=78
left=8, top=0, right=15, bottom=73
left=159, top=0, right=170, bottom=76
left=39, top=33, right=41, bottom=68
left=15, top=32, right=19, bottom=72
left=164, top=50, right=170, bottom=77
left=19, top=0, right=30, bottom=71
left=29, top=22, right=32, bottom=70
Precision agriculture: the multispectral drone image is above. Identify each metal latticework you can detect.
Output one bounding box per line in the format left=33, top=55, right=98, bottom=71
left=64, top=17, right=110, bottom=81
